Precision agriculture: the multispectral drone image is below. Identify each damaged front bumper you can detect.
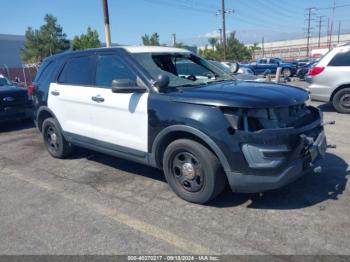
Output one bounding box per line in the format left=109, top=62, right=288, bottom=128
left=225, top=106, right=327, bottom=193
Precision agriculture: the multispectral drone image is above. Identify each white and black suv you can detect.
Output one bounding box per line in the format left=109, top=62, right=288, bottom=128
left=31, top=46, right=327, bottom=204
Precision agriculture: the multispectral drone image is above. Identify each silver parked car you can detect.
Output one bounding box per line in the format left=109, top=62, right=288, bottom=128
left=307, top=44, right=350, bottom=113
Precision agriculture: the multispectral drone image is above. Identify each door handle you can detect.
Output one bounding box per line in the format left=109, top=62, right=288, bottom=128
left=51, top=90, right=60, bottom=96
left=91, top=95, right=105, bottom=103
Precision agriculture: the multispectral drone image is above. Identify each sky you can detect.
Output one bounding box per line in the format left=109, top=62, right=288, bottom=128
left=1, top=0, right=350, bottom=46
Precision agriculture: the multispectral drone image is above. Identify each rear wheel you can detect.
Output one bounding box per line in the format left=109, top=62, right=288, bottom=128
left=42, top=118, right=73, bottom=158
left=163, top=139, right=226, bottom=204
left=332, top=88, right=350, bottom=114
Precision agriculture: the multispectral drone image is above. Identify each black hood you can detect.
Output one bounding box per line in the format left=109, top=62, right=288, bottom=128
left=167, top=81, right=309, bottom=108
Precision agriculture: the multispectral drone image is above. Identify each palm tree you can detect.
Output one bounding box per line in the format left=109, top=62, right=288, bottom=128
left=208, top=37, right=218, bottom=50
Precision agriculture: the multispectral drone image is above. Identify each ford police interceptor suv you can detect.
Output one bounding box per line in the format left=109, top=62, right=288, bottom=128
left=30, top=46, right=327, bottom=204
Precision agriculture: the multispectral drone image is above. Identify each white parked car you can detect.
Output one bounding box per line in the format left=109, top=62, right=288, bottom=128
left=307, top=44, right=350, bottom=113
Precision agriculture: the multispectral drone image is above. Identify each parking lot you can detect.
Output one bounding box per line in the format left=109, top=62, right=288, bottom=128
left=0, top=82, right=349, bottom=255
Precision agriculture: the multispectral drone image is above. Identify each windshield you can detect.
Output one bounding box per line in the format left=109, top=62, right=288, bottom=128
left=0, top=77, right=11, bottom=86
left=132, top=52, right=233, bottom=89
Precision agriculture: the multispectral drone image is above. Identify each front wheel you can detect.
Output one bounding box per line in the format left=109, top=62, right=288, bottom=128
left=332, top=88, right=350, bottom=114
left=163, top=139, right=226, bottom=204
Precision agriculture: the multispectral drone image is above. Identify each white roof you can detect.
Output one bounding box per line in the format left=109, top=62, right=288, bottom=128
left=122, top=46, right=191, bottom=54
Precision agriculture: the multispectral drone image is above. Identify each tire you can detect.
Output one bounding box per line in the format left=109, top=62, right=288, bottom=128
left=42, top=117, right=73, bottom=158
left=282, top=68, right=292, bottom=77
left=332, top=88, right=350, bottom=114
left=162, top=139, right=226, bottom=204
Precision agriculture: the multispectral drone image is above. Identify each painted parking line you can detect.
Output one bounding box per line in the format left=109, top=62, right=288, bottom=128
left=4, top=169, right=213, bottom=254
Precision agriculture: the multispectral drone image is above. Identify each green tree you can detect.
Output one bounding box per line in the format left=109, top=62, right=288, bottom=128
left=199, top=33, right=253, bottom=62
left=21, top=14, right=70, bottom=64
left=198, top=45, right=222, bottom=60
left=225, top=32, right=252, bottom=61
left=72, top=27, right=101, bottom=50
left=142, top=33, right=160, bottom=46
left=248, top=42, right=261, bottom=58
left=174, top=42, right=185, bottom=48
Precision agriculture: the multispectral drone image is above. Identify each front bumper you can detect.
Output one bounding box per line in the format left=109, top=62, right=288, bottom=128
left=0, top=106, right=32, bottom=122
left=225, top=110, right=326, bottom=193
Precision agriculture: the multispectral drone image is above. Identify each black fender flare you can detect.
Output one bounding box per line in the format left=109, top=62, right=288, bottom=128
left=150, top=125, right=230, bottom=172
left=36, top=106, right=63, bottom=134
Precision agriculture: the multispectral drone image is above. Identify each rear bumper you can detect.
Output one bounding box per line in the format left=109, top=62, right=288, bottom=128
left=308, top=82, right=334, bottom=102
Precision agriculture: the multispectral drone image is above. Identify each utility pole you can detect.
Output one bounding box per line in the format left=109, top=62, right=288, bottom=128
left=317, top=16, right=325, bottom=47
left=172, top=33, right=176, bottom=46
left=262, top=37, right=265, bottom=57
left=218, top=28, right=223, bottom=45
left=327, top=17, right=330, bottom=47
left=221, top=0, right=227, bottom=61
left=102, top=0, right=112, bottom=48
left=329, top=0, right=336, bottom=48
left=337, top=20, right=341, bottom=43
left=305, top=8, right=315, bottom=57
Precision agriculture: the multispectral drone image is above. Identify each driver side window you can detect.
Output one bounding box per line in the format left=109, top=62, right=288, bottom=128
left=95, top=55, right=136, bottom=88
left=175, top=58, right=212, bottom=78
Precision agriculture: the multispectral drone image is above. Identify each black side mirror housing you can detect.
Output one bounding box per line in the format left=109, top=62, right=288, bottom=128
left=111, top=79, right=146, bottom=93
left=154, top=74, right=170, bottom=90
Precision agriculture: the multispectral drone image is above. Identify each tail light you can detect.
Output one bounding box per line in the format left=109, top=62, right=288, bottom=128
left=27, top=84, right=34, bottom=95
left=308, top=67, right=325, bottom=77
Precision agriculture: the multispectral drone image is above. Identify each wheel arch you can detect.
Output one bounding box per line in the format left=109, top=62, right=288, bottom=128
left=36, top=106, right=59, bottom=132
left=330, top=84, right=350, bottom=102
left=150, top=125, right=230, bottom=172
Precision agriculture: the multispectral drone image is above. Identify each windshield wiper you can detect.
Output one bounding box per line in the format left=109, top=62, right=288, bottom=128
left=174, top=83, right=202, bottom=88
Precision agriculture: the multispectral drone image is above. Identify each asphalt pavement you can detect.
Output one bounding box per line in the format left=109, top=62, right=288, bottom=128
left=0, top=82, right=349, bottom=255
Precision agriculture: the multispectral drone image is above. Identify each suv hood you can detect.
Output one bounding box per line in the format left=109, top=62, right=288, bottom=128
left=167, top=81, right=309, bottom=108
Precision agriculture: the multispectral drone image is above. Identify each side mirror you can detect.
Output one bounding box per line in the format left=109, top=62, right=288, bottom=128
left=230, top=62, right=240, bottom=74
left=154, top=74, right=170, bottom=90
left=111, top=79, right=146, bottom=93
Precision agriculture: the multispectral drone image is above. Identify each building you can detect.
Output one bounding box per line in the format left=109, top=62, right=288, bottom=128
left=0, top=34, right=36, bottom=84
left=251, top=33, right=350, bottom=60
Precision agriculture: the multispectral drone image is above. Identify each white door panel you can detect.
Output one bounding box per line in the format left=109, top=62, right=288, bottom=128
left=90, top=88, right=148, bottom=152
left=48, top=83, right=95, bottom=137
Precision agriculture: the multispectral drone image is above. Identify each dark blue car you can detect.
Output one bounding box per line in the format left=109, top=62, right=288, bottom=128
left=243, top=58, right=297, bottom=77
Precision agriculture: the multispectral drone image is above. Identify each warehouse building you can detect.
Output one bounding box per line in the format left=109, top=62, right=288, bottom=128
left=0, top=34, right=36, bottom=84
left=251, top=33, right=350, bottom=60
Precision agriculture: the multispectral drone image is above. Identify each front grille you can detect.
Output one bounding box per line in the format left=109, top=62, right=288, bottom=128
left=0, top=93, right=27, bottom=107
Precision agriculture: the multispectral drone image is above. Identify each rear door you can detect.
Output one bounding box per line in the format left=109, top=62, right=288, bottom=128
left=256, top=59, right=268, bottom=74
left=89, top=53, right=149, bottom=153
left=48, top=55, right=97, bottom=138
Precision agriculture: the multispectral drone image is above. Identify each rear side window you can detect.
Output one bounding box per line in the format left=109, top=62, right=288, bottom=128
left=95, top=55, right=136, bottom=87
left=328, top=50, right=350, bottom=66
left=34, top=60, right=51, bottom=82
left=58, top=56, right=95, bottom=85
left=37, top=61, right=57, bottom=88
